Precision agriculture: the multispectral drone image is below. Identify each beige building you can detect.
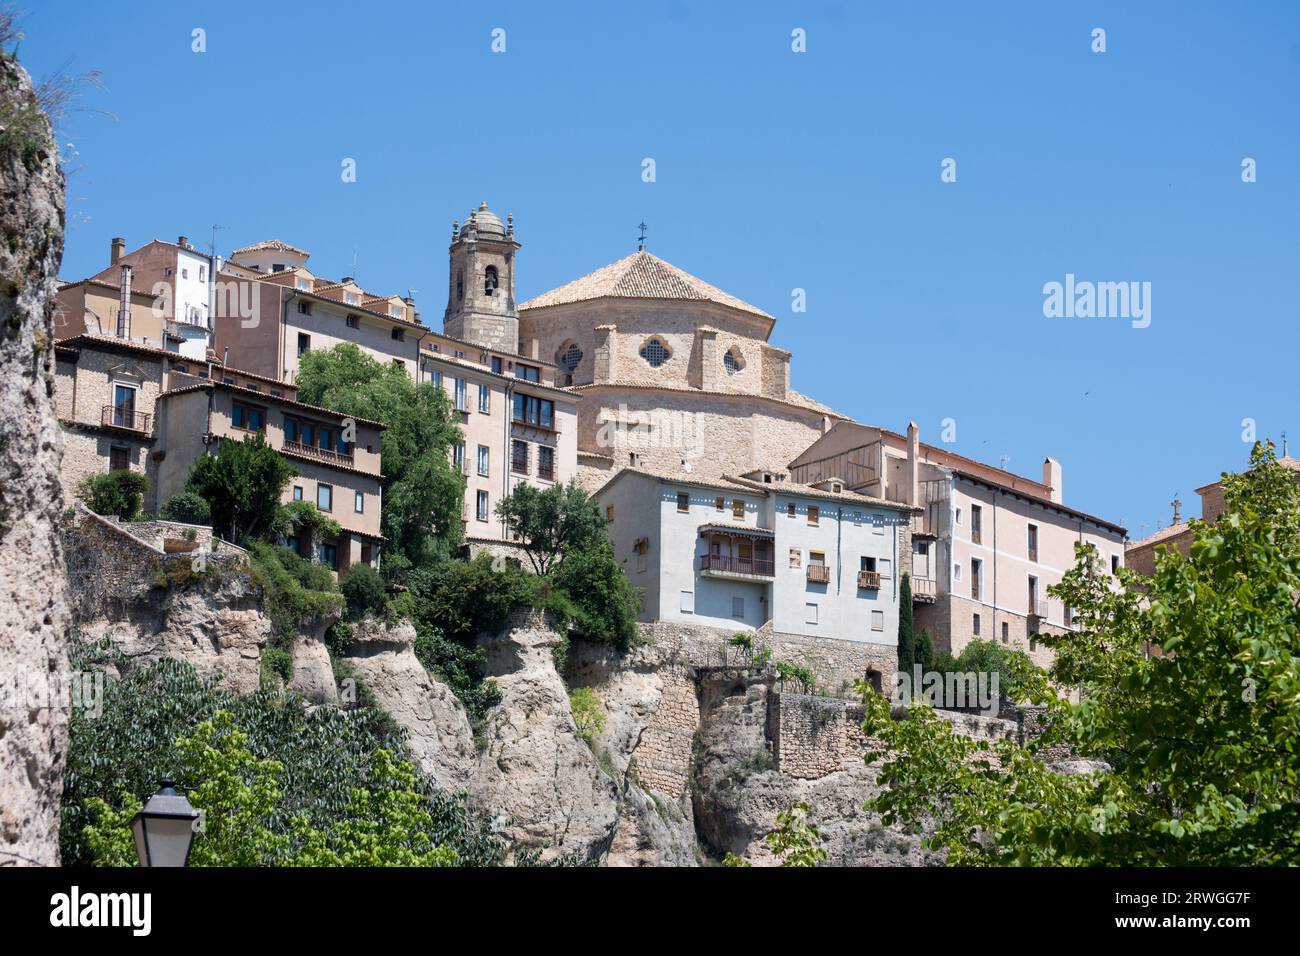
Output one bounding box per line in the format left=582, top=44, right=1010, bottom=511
left=154, top=377, right=385, bottom=573
left=516, top=247, right=845, bottom=490
left=417, top=330, right=578, bottom=548
left=791, top=421, right=1127, bottom=666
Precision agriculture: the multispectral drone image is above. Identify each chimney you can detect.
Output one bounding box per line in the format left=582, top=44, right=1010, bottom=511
left=341, top=276, right=354, bottom=284
left=178, top=235, right=190, bottom=249
left=905, top=421, right=920, bottom=505
left=118, top=265, right=133, bottom=338
left=1172, top=498, right=1182, bottom=525
left=111, top=236, right=125, bottom=264
left=1043, top=457, right=1063, bottom=503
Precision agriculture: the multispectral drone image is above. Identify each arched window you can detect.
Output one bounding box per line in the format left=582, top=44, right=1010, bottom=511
left=723, top=348, right=743, bottom=375
left=639, top=337, right=671, bottom=368
left=558, top=342, right=583, bottom=373
left=456, top=270, right=464, bottom=301
left=484, top=265, right=498, bottom=296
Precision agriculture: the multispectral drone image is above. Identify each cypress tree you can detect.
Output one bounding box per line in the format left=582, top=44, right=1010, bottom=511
left=897, top=573, right=915, bottom=678
left=917, top=627, right=935, bottom=673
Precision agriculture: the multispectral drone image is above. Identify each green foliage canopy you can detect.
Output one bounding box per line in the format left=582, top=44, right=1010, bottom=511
left=185, top=434, right=297, bottom=545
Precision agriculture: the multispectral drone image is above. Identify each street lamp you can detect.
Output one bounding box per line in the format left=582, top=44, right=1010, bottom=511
left=130, top=780, right=200, bottom=867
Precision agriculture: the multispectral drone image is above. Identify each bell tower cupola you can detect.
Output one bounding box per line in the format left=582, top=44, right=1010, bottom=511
left=443, top=201, right=521, bottom=352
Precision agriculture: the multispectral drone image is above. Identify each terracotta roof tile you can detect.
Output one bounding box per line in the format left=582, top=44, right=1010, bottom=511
left=520, top=250, right=773, bottom=320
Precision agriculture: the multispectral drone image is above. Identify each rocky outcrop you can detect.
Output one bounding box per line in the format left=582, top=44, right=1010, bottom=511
left=0, top=51, right=70, bottom=867
left=690, top=669, right=940, bottom=866
left=78, top=567, right=271, bottom=694
left=471, top=610, right=619, bottom=863
left=288, top=636, right=337, bottom=705
left=343, top=617, right=475, bottom=791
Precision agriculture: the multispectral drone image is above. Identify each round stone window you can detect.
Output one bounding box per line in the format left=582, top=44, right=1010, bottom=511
left=640, top=338, right=671, bottom=368
left=724, top=349, right=743, bottom=375
left=559, top=343, right=583, bottom=373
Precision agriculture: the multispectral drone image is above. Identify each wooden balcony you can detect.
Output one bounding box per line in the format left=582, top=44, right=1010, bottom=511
left=700, top=553, right=775, bottom=579
left=912, top=576, right=937, bottom=602
left=1028, top=599, right=1049, bottom=620
left=857, top=570, right=881, bottom=590
left=283, top=439, right=354, bottom=467
left=102, top=404, right=150, bottom=432
left=806, top=563, right=830, bottom=585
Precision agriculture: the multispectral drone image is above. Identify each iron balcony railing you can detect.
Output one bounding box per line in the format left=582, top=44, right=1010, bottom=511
left=102, top=404, right=150, bottom=432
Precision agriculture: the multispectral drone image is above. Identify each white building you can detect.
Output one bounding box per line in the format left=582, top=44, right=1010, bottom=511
left=596, top=467, right=917, bottom=644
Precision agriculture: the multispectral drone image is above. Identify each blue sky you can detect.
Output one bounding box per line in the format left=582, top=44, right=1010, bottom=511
left=19, top=0, right=1299, bottom=538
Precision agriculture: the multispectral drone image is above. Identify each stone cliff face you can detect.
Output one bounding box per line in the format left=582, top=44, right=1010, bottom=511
left=0, top=52, right=70, bottom=867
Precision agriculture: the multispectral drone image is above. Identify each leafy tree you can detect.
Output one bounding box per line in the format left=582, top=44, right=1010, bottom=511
left=494, top=480, right=608, bottom=575
left=897, top=573, right=915, bottom=678
left=862, top=441, right=1300, bottom=866
left=83, top=711, right=457, bottom=867
left=340, top=561, right=386, bottom=619
left=160, top=491, right=211, bottom=525
left=932, top=638, right=1029, bottom=702
left=62, top=654, right=510, bottom=867
left=548, top=542, right=640, bottom=649
left=273, top=500, right=340, bottom=544
left=775, top=661, right=815, bottom=695
left=295, top=343, right=463, bottom=581
left=764, top=802, right=827, bottom=867
left=185, top=434, right=297, bottom=545
left=77, top=470, right=149, bottom=520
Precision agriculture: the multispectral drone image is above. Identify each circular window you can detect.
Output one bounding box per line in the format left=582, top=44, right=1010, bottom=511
left=640, top=338, right=671, bottom=368
left=723, top=349, right=744, bottom=375
left=559, top=343, right=583, bottom=373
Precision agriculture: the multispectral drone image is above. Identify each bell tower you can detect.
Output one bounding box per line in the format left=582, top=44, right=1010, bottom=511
left=443, top=201, right=520, bottom=353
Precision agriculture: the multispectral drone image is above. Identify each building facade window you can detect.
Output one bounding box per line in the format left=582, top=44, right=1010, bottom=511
left=971, top=505, right=982, bottom=544
left=559, top=343, right=582, bottom=374
left=732, top=499, right=744, bottom=519
left=231, top=402, right=265, bottom=432
left=537, top=445, right=554, bottom=481
left=1027, top=523, right=1038, bottom=561
left=319, top=542, right=337, bottom=570
left=871, top=610, right=885, bottom=631
left=297, top=333, right=310, bottom=355
left=478, top=383, right=490, bottom=412
left=392, top=328, right=404, bottom=342
left=109, top=446, right=130, bottom=471
left=292, top=486, right=303, bottom=501
left=973, top=613, right=981, bottom=635
left=484, top=265, right=498, bottom=296
left=723, top=349, right=743, bottom=375
left=354, top=491, right=364, bottom=513
left=317, top=484, right=333, bottom=512
left=511, top=440, right=528, bottom=474
left=789, top=548, right=801, bottom=568
left=677, top=492, right=690, bottom=512
left=477, top=445, right=490, bottom=476
left=639, top=338, right=670, bottom=368
left=512, top=394, right=554, bottom=428
left=808, top=505, right=819, bottom=526
left=731, top=596, right=745, bottom=620
left=476, top=490, right=489, bottom=521
left=346, top=314, right=359, bottom=329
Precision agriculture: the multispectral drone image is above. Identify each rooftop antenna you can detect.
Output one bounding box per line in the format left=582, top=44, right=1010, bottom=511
left=999, top=454, right=1010, bottom=471
left=407, top=288, right=419, bottom=301
left=208, top=224, right=226, bottom=260
left=350, top=250, right=359, bottom=283
left=1283, top=431, right=1289, bottom=457
left=1172, top=495, right=1182, bottom=525
left=637, top=221, right=647, bottom=251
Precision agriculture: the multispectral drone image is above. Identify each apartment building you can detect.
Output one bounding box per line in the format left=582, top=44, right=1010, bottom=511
left=595, top=466, right=916, bottom=653
left=53, top=331, right=384, bottom=573
left=153, top=375, right=385, bottom=573
left=80, top=236, right=215, bottom=359
left=210, top=239, right=422, bottom=384
left=789, top=421, right=1127, bottom=665
left=418, top=330, right=579, bottom=547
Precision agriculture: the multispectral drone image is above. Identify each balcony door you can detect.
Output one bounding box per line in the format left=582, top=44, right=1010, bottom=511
left=737, top=539, right=753, bottom=574
left=113, top=384, right=136, bottom=427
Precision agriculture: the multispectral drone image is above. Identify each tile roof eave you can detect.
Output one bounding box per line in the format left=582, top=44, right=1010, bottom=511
left=157, top=381, right=388, bottom=431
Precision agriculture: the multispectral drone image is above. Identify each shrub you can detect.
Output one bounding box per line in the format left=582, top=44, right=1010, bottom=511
left=340, top=562, right=386, bottom=619
left=248, top=542, right=344, bottom=645
left=261, top=647, right=291, bottom=686
left=548, top=544, right=640, bottom=649
left=77, top=470, right=149, bottom=520
left=412, top=626, right=502, bottom=726
left=185, top=434, right=297, bottom=545
left=568, top=687, right=605, bottom=742
left=160, top=491, right=211, bottom=525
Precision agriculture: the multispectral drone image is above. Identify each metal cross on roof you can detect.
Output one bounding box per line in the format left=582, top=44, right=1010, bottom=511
left=638, top=222, right=647, bottom=251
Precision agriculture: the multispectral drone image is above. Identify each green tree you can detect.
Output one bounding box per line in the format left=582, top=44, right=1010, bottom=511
left=494, top=480, right=608, bottom=575
left=897, top=573, right=915, bottom=678
left=548, top=542, right=640, bottom=649
left=862, top=441, right=1300, bottom=866
left=185, top=434, right=297, bottom=545
left=568, top=687, right=606, bottom=741
left=340, top=561, right=386, bottom=618
left=916, top=627, right=935, bottom=673
left=160, top=491, right=211, bottom=525
left=77, top=470, right=149, bottom=520
left=765, top=802, right=827, bottom=867
left=295, top=343, right=463, bottom=581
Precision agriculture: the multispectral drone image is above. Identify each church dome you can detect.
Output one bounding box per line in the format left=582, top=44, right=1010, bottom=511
left=463, top=201, right=506, bottom=238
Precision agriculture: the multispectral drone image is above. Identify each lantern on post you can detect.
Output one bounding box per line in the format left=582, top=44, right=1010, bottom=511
left=130, top=780, right=200, bottom=867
